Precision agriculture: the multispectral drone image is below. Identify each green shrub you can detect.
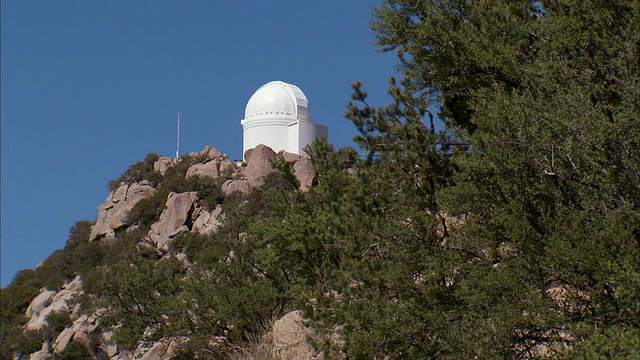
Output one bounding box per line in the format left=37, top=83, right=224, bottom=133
left=45, top=311, right=72, bottom=333
left=57, top=340, right=93, bottom=360
left=4, top=329, right=42, bottom=359
left=123, top=193, right=166, bottom=232
left=108, top=153, right=163, bottom=192
left=185, top=175, right=225, bottom=210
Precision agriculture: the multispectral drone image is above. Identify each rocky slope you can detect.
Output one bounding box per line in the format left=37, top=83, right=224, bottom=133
left=19, top=145, right=319, bottom=360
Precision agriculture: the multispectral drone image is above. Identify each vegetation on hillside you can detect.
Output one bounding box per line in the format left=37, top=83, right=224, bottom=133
left=2, top=1, right=638, bottom=358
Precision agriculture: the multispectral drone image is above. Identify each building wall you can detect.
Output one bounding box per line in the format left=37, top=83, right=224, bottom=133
left=242, top=118, right=328, bottom=159
left=296, top=120, right=328, bottom=155
left=241, top=118, right=291, bottom=158
left=288, top=121, right=299, bottom=154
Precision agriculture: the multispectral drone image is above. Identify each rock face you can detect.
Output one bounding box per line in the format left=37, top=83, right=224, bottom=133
left=90, top=181, right=156, bottom=241
left=25, top=290, right=56, bottom=330
left=26, top=276, right=83, bottom=331
left=192, top=205, right=223, bottom=234
left=145, top=192, right=202, bottom=252
left=52, top=314, right=100, bottom=355
left=23, top=277, right=116, bottom=358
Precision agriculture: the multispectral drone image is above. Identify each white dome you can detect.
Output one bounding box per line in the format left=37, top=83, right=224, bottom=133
left=244, top=81, right=310, bottom=122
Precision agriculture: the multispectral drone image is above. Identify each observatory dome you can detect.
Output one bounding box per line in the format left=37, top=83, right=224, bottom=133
left=244, top=81, right=310, bottom=122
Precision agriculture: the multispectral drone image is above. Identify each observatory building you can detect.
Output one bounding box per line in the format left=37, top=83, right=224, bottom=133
left=241, top=81, right=328, bottom=158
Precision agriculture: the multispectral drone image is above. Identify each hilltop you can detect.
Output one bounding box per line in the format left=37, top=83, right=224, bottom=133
left=2, top=144, right=323, bottom=359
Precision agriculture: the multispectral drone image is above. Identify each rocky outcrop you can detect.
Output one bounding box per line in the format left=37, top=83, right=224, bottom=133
left=200, top=145, right=222, bottom=160
left=242, top=146, right=316, bottom=191
left=153, top=157, right=173, bottom=175
left=91, top=145, right=314, bottom=246
left=186, top=146, right=234, bottom=180
left=221, top=179, right=251, bottom=195
left=25, top=290, right=56, bottom=330
left=52, top=314, right=100, bottom=355
left=192, top=205, right=223, bottom=234
left=145, top=192, right=202, bottom=252
left=186, top=160, right=221, bottom=178
left=26, top=276, right=83, bottom=331
left=90, top=181, right=156, bottom=241
left=244, top=144, right=278, bottom=187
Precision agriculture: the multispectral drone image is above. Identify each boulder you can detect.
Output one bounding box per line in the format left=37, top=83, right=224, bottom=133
left=90, top=182, right=156, bottom=241
left=293, top=157, right=315, bottom=192
left=192, top=205, right=223, bottom=234
left=186, top=160, right=220, bottom=178
left=243, top=145, right=277, bottom=187
left=128, top=180, right=155, bottom=205
left=26, top=290, right=56, bottom=320
left=200, top=145, right=222, bottom=160
left=28, top=349, right=52, bottom=360
left=153, top=157, right=173, bottom=175
left=111, top=184, right=129, bottom=204
left=53, top=327, right=75, bottom=354
left=271, top=311, right=318, bottom=360
left=221, top=179, right=251, bottom=196
left=280, top=151, right=302, bottom=164
left=52, top=313, right=99, bottom=355
left=101, top=331, right=119, bottom=358
left=219, top=158, right=235, bottom=175
left=175, top=253, right=189, bottom=265
left=145, top=192, right=201, bottom=252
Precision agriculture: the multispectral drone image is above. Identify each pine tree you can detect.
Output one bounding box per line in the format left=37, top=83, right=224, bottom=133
left=300, top=0, right=639, bottom=357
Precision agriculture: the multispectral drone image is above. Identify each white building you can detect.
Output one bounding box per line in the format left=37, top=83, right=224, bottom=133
left=241, top=81, right=328, bottom=159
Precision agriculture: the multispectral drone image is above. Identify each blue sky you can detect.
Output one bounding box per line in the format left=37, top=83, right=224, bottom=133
left=1, top=1, right=400, bottom=287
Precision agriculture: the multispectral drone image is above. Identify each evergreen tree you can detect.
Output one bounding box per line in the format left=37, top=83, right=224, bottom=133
left=311, top=0, right=640, bottom=357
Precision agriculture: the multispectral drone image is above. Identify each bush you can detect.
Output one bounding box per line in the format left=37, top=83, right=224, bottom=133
left=108, top=153, right=163, bottom=192
left=4, top=329, right=42, bottom=359
left=185, top=175, right=225, bottom=210
left=57, top=340, right=93, bottom=360
left=123, top=193, right=166, bottom=232
left=45, top=311, right=72, bottom=333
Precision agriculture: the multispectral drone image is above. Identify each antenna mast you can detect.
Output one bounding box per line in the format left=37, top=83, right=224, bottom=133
left=175, top=112, right=181, bottom=159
